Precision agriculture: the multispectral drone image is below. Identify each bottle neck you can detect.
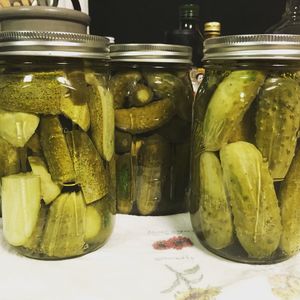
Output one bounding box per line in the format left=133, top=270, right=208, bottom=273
left=179, top=18, right=200, bottom=31
left=285, top=0, right=300, bottom=16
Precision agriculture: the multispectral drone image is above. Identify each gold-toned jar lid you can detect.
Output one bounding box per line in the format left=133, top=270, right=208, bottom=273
left=204, top=34, right=300, bottom=61
left=204, top=22, right=221, bottom=33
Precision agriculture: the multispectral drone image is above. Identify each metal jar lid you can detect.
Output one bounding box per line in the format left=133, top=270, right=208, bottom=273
left=0, top=31, right=109, bottom=59
left=0, top=6, right=109, bottom=59
left=109, top=44, right=192, bottom=64
left=204, top=34, right=300, bottom=61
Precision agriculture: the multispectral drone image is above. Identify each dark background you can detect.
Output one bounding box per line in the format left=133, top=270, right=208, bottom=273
left=89, top=0, right=285, bottom=42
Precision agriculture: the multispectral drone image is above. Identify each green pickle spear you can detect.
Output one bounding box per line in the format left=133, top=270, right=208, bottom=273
left=40, top=116, right=76, bottom=184
left=0, top=71, right=67, bottom=114
left=116, top=153, right=135, bottom=214
left=144, top=71, right=192, bottom=122
left=41, top=192, right=86, bottom=258
left=279, top=146, right=300, bottom=256
left=86, top=73, right=114, bottom=162
left=202, top=70, right=266, bottom=151
left=220, top=141, right=282, bottom=259
left=2, top=173, right=41, bottom=247
left=115, top=98, right=176, bottom=134
left=108, top=71, right=142, bottom=108
left=255, top=77, right=300, bottom=180
left=0, top=136, right=20, bottom=177
left=66, top=130, right=109, bottom=204
left=136, top=134, right=171, bottom=215
left=197, top=152, right=233, bottom=250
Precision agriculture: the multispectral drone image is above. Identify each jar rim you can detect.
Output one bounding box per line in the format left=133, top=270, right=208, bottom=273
left=204, top=34, right=300, bottom=61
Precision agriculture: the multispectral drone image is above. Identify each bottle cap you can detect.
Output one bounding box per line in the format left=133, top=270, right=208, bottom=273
left=179, top=4, right=200, bottom=19
left=204, top=22, right=221, bottom=34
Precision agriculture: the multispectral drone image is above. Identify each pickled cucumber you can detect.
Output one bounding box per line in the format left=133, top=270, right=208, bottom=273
left=84, top=205, right=102, bottom=244
left=144, top=72, right=192, bottom=121
left=0, top=136, right=19, bottom=177
left=116, top=153, right=134, bottom=214
left=279, top=147, right=300, bottom=256
left=109, top=71, right=142, bottom=108
left=136, top=135, right=171, bottom=215
left=198, top=152, right=233, bottom=250
left=0, top=108, right=39, bottom=147
left=60, top=97, right=90, bottom=131
left=40, top=116, right=75, bottom=184
left=28, top=156, right=61, bottom=205
left=203, top=70, right=266, bottom=151
left=2, top=173, right=41, bottom=246
left=220, top=141, right=282, bottom=258
left=66, top=130, right=109, bottom=204
left=23, top=203, right=48, bottom=252
left=87, top=75, right=114, bottom=162
left=26, top=133, right=41, bottom=155
left=41, top=192, right=86, bottom=258
left=115, top=130, right=132, bottom=154
left=0, top=71, right=67, bottom=114
left=115, top=98, right=176, bottom=134
left=67, top=70, right=89, bottom=105
left=255, top=77, right=300, bottom=180
left=128, top=83, right=153, bottom=107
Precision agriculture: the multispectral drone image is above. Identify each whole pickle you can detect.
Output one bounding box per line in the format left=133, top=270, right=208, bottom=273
left=128, top=83, right=153, bottom=107
left=255, top=77, right=300, bottom=180
left=220, top=141, right=282, bottom=259
left=109, top=71, right=142, bottom=108
left=136, top=134, right=171, bottom=215
left=86, top=73, right=114, bottom=162
left=40, top=116, right=75, bottom=184
left=115, top=98, right=176, bottom=134
left=0, top=136, right=19, bottom=177
left=202, top=70, right=266, bottom=151
left=116, top=153, right=135, bottom=214
left=198, top=152, right=233, bottom=250
left=279, top=146, right=300, bottom=256
left=66, top=130, right=109, bottom=204
left=115, top=130, right=132, bottom=154
left=0, top=71, right=67, bottom=114
left=41, top=192, right=86, bottom=258
left=144, top=71, right=192, bottom=122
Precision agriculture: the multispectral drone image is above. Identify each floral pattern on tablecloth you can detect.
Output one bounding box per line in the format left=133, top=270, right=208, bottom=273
left=269, top=273, right=300, bottom=300
left=161, top=264, right=221, bottom=300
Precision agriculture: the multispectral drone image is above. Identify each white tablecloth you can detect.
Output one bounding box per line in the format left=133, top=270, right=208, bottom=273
left=0, top=213, right=299, bottom=300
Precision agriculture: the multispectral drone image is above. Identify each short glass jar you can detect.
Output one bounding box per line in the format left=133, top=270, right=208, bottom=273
left=0, top=30, right=115, bottom=260
left=110, top=44, right=193, bottom=216
left=190, top=34, right=300, bottom=264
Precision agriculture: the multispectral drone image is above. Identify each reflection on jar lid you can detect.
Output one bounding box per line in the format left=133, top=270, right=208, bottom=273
left=203, top=34, right=300, bottom=61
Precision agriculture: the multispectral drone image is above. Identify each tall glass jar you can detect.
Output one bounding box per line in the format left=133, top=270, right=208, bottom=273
left=0, top=23, right=115, bottom=259
left=190, top=34, right=300, bottom=264
left=110, top=44, right=193, bottom=216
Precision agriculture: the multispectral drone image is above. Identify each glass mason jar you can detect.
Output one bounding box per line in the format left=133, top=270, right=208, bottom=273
left=0, top=30, right=115, bottom=259
left=110, top=44, right=193, bottom=216
left=190, top=34, right=300, bottom=264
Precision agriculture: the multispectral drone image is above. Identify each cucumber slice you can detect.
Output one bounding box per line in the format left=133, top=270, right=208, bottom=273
left=87, top=73, right=114, bottom=162
left=84, top=205, right=102, bottom=243
left=0, top=108, right=39, bottom=147
left=41, top=192, right=86, bottom=258
left=60, top=97, right=90, bottom=131
left=28, top=156, right=61, bottom=204
left=2, top=173, right=41, bottom=246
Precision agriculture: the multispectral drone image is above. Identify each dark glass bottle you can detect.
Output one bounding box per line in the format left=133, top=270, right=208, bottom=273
left=266, top=0, right=300, bottom=33
left=165, top=3, right=204, bottom=66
